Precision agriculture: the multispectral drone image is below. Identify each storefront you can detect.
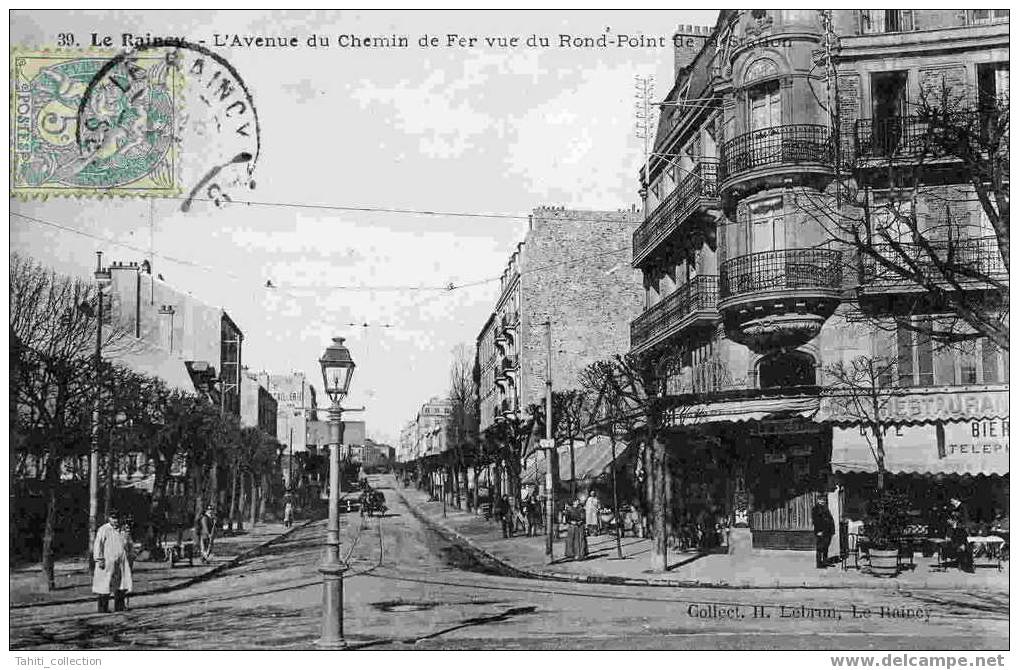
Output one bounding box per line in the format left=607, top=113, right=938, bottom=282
left=665, top=394, right=832, bottom=550
left=827, top=388, right=1009, bottom=533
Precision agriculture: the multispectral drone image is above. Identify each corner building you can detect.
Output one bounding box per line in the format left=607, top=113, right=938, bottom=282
left=634, top=10, right=1008, bottom=550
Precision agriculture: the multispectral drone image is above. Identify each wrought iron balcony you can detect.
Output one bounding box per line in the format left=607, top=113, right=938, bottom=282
left=499, top=397, right=519, bottom=418
left=853, top=116, right=932, bottom=160
left=860, top=236, right=1007, bottom=286
left=719, top=124, right=834, bottom=184
left=630, top=275, right=719, bottom=353
left=719, top=248, right=843, bottom=353
left=632, top=161, right=720, bottom=266
left=720, top=248, right=842, bottom=299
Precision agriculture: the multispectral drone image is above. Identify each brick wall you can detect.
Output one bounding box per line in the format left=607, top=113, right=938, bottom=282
left=517, top=207, right=644, bottom=409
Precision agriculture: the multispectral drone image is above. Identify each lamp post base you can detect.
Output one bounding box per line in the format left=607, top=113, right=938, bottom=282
left=318, top=560, right=347, bottom=649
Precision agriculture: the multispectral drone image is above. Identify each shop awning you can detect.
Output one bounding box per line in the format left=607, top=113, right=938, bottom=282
left=110, top=343, right=195, bottom=394
left=667, top=395, right=820, bottom=426
left=832, top=419, right=1009, bottom=476
left=522, top=436, right=630, bottom=484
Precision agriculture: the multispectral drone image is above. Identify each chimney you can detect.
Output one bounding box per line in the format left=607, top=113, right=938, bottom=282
left=673, top=24, right=711, bottom=80
left=108, top=260, right=142, bottom=338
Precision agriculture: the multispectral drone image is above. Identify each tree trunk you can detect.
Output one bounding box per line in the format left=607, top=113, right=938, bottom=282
left=569, top=439, right=577, bottom=500
left=236, top=476, right=246, bottom=532
left=649, top=433, right=669, bottom=572
left=41, top=455, right=60, bottom=591
left=207, top=460, right=219, bottom=513
left=258, top=473, right=268, bottom=522
left=472, top=465, right=481, bottom=513
left=249, top=473, right=258, bottom=527
left=146, top=458, right=171, bottom=552
left=227, top=464, right=238, bottom=533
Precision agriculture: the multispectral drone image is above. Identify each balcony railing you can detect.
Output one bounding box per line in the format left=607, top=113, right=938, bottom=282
left=861, top=236, right=1007, bottom=284
left=719, top=124, right=834, bottom=183
left=720, top=248, right=842, bottom=299
left=631, top=275, right=719, bottom=351
left=633, top=161, right=719, bottom=263
left=500, top=354, right=519, bottom=373
left=853, top=116, right=933, bottom=159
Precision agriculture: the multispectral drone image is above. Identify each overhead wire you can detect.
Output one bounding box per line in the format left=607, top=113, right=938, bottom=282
left=10, top=209, right=636, bottom=295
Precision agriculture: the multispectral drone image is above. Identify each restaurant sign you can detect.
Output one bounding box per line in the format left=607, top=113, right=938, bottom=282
left=823, top=389, right=1008, bottom=424
left=832, top=419, right=1008, bottom=476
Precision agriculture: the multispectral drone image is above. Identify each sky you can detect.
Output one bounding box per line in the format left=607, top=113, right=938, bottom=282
left=10, top=9, right=720, bottom=446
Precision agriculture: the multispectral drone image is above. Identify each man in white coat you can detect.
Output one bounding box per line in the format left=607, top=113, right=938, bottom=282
left=92, top=510, right=134, bottom=613
left=584, top=490, right=601, bottom=536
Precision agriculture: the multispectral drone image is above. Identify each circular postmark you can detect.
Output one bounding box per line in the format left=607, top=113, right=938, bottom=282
left=75, top=39, right=261, bottom=210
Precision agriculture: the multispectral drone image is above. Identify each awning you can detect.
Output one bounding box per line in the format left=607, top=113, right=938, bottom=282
left=110, top=343, right=195, bottom=393
left=522, top=436, right=631, bottom=484
left=667, top=395, right=820, bottom=426
left=832, top=419, right=1009, bottom=476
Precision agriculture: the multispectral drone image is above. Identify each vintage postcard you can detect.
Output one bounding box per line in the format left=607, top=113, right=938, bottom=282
left=8, top=8, right=1009, bottom=661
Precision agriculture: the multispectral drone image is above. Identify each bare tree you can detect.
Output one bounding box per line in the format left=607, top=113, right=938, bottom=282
left=9, top=253, right=134, bottom=589
left=796, top=80, right=1009, bottom=350
left=447, top=343, right=479, bottom=509
left=823, top=355, right=899, bottom=491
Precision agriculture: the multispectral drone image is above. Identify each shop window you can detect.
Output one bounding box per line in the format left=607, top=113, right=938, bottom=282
left=758, top=351, right=816, bottom=388
left=860, top=10, right=915, bottom=33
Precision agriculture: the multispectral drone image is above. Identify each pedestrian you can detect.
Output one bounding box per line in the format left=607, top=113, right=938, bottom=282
left=496, top=495, right=513, bottom=538
left=565, top=497, right=588, bottom=560
left=196, top=505, right=216, bottom=563
left=92, top=510, right=134, bottom=613
left=811, top=496, right=835, bottom=569
left=584, top=489, right=600, bottom=536
left=947, top=497, right=974, bottom=573
left=283, top=498, right=294, bottom=528
left=525, top=496, right=542, bottom=537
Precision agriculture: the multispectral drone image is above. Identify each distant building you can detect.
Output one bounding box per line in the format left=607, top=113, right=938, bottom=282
left=105, top=259, right=243, bottom=415
left=477, top=207, right=643, bottom=433
left=256, top=371, right=318, bottom=454
left=397, top=420, right=417, bottom=464
left=240, top=368, right=278, bottom=439
left=415, top=396, right=452, bottom=458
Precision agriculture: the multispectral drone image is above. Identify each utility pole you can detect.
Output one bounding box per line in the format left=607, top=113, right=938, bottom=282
left=87, top=251, right=110, bottom=562
left=634, top=75, right=657, bottom=213
left=543, top=320, right=555, bottom=560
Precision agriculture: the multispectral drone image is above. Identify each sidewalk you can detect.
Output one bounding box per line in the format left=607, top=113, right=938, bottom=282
left=396, top=485, right=1009, bottom=591
left=10, top=518, right=314, bottom=609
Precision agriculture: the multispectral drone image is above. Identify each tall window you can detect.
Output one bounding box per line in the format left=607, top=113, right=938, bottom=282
left=748, top=81, right=781, bottom=132
left=877, top=320, right=934, bottom=387
left=747, top=197, right=785, bottom=253
left=861, top=10, right=915, bottom=33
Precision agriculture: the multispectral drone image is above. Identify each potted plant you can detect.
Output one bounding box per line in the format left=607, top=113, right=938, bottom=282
left=865, top=491, right=911, bottom=577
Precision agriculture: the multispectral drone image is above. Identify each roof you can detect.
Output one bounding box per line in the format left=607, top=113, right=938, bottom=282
left=110, top=341, right=195, bottom=393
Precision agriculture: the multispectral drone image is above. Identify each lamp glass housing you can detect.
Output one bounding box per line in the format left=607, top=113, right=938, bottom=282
left=319, top=337, right=356, bottom=403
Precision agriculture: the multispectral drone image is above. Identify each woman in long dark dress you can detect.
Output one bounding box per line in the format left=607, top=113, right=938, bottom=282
left=565, top=498, right=588, bottom=560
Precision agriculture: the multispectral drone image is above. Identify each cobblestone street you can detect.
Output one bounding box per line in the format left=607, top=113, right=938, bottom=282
left=9, top=476, right=1008, bottom=651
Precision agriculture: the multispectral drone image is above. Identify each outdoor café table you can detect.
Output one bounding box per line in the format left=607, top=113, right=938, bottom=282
left=968, top=535, right=1006, bottom=570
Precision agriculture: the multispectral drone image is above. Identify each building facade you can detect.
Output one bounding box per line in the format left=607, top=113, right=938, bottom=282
left=477, top=207, right=644, bottom=433
left=632, top=10, right=1008, bottom=550
left=398, top=420, right=418, bottom=464
left=256, top=371, right=318, bottom=455
left=240, top=368, right=279, bottom=438
left=106, top=259, right=244, bottom=415
left=416, top=396, right=453, bottom=459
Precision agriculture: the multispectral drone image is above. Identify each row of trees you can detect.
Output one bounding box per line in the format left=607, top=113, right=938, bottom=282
left=10, top=253, right=283, bottom=590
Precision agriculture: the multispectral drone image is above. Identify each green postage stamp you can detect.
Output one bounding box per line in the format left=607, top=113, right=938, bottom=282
left=11, top=49, right=182, bottom=198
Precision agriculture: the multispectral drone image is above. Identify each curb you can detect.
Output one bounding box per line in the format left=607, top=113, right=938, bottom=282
left=10, top=518, right=318, bottom=610
left=395, top=487, right=1006, bottom=592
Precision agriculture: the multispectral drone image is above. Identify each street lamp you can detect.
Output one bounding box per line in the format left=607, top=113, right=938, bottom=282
left=85, top=251, right=111, bottom=563
left=318, top=336, right=355, bottom=649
